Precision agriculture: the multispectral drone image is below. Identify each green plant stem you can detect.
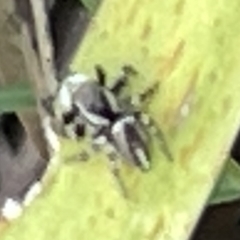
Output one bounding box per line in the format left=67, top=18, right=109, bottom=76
left=0, top=81, right=36, bottom=112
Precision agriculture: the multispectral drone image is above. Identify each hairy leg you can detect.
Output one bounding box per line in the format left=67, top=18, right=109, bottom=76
left=92, top=133, right=128, bottom=197
left=109, top=65, right=138, bottom=95
left=95, top=65, right=106, bottom=86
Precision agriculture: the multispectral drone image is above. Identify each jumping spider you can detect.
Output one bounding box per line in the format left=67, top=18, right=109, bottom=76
left=42, top=65, right=173, bottom=196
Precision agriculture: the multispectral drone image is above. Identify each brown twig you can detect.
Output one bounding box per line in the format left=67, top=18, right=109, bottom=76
left=28, top=0, right=57, bottom=96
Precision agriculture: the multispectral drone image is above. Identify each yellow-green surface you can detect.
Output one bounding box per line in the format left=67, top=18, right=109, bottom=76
left=2, top=0, right=240, bottom=239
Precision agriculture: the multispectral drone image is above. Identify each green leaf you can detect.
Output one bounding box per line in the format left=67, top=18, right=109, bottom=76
left=209, top=158, right=240, bottom=205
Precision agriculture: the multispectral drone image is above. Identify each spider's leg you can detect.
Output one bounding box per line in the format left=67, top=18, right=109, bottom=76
left=74, top=123, right=86, bottom=138
left=119, top=82, right=160, bottom=112
left=109, top=77, right=126, bottom=95
left=133, top=82, right=160, bottom=107
left=139, top=82, right=160, bottom=103
left=136, top=112, right=173, bottom=161
left=78, top=150, right=91, bottom=161
left=64, top=122, right=89, bottom=163
left=122, top=65, right=138, bottom=75
left=95, top=64, right=107, bottom=86
left=109, top=65, right=138, bottom=96
left=93, top=133, right=128, bottom=197
left=73, top=110, right=88, bottom=138
left=107, top=149, right=129, bottom=198
left=65, top=149, right=91, bottom=163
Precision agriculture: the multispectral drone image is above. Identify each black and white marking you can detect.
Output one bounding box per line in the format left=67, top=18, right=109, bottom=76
left=41, top=65, right=173, bottom=196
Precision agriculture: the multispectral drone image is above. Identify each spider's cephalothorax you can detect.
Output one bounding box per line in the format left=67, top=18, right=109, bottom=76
left=42, top=65, right=172, bottom=196
left=42, top=68, right=123, bottom=139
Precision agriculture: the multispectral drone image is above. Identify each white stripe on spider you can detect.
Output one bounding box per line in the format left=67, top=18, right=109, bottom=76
left=64, top=73, right=89, bottom=93
left=76, top=102, right=110, bottom=126
left=112, top=116, right=135, bottom=134
left=57, top=73, right=89, bottom=112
